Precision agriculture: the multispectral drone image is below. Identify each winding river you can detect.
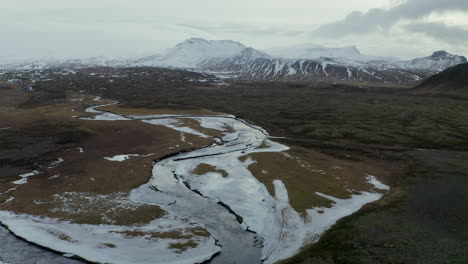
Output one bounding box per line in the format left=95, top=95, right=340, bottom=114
left=85, top=102, right=387, bottom=264
left=86, top=102, right=288, bottom=263
left=0, top=100, right=389, bottom=264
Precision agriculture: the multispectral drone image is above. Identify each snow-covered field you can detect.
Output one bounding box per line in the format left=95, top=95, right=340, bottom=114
left=0, top=101, right=390, bottom=264
left=0, top=211, right=220, bottom=264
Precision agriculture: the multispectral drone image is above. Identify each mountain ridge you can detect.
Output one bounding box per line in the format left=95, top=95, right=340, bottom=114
left=1, top=38, right=466, bottom=84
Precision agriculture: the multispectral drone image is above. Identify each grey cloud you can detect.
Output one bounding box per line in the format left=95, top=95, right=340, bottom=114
left=314, top=0, right=468, bottom=37
left=405, top=22, right=468, bottom=42
left=176, top=23, right=305, bottom=37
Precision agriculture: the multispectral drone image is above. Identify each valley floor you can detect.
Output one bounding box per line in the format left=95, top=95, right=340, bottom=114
left=0, top=69, right=467, bottom=264
left=0, top=87, right=389, bottom=264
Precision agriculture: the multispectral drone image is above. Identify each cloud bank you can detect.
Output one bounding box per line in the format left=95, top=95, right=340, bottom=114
left=1, top=0, right=467, bottom=60
left=405, top=22, right=468, bottom=42
left=314, top=0, right=468, bottom=38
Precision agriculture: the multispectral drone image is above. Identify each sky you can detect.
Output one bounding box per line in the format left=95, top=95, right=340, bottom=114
left=1, top=0, right=468, bottom=61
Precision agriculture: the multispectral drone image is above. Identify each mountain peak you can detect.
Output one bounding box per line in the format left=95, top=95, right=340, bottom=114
left=143, top=38, right=251, bottom=68
left=401, top=50, right=467, bottom=71
left=182, top=38, right=209, bottom=44
left=429, top=50, right=467, bottom=63
left=178, top=38, right=246, bottom=48
left=432, top=50, right=450, bottom=58
left=429, top=50, right=466, bottom=63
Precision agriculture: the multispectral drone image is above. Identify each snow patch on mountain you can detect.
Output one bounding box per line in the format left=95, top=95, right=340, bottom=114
left=268, top=44, right=397, bottom=64
left=1, top=38, right=466, bottom=84
left=136, top=38, right=266, bottom=68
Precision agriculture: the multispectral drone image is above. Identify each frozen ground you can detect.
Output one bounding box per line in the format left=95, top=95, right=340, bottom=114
left=0, top=211, right=220, bottom=264
left=0, top=225, right=82, bottom=264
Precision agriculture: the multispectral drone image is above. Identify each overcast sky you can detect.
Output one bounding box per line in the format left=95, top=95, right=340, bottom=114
left=1, top=0, right=468, bottom=60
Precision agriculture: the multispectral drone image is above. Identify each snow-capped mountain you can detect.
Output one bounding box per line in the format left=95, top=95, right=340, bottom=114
left=396, top=51, right=467, bottom=72
left=198, top=56, right=427, bottom=83
left=1, top=38, right=466, bottom=84
left=195, top=42, right=466, bottom=83
left=268, top=44, right=398, bottom=64
left=136, top=38, right=268, bottom=68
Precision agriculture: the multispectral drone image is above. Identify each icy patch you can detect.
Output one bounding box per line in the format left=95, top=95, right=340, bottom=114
left=81, top=101, right=130, bottom=121
left=104, top=154, right=139, bottom=162
left=273, top=180, right=289, bottom=203
left=103, top=153, right=154, bottom=162
left=48, top=175, right=60, bottom=180
left=193, top=117, right=234, bottom=131
left=131, top=114, right=187, bottom=119
left=48, top=158, right=64, bottom=168
left=82, top=111, right=130, bottom=121
left=366, top=174, right=390, bottom=190
left=2, top=197, right=14, bottom=204
left=143, top=119, right=209, bottom=139
left=4, top=187, right=17, bottom=194
left=93, top=96, right=102, bottom=101
left=0, top=211, right=221, bottom=264
left=11, top=171, right=40, bottom=185
left=306, top=191, right=383, bottom=241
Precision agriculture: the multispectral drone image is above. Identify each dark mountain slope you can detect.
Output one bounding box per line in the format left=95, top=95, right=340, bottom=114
left=413, top=63, right=468, bottom=97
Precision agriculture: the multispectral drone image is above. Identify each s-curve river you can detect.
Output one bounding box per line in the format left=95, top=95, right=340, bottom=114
left=0, top=100, right=389, bottom=264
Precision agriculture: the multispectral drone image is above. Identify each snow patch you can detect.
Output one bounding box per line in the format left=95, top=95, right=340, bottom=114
left=366, top=175, right=390, bottom=190
left=2, top=197, right=14, bottom=204
left=104, top=154, right=140, bottom=162
left=81, top=102, right=130, bottom=121
left=273, top=180, right=289, bottom=203
left=143, top=119, right=209, bottom=139
left=306, top=191, right=383, bottom=243
left=48, top=158, right=64, bottom=168
left=11, top=170, right=40, bottom=185
left=0, top=211, right=221, bottom=264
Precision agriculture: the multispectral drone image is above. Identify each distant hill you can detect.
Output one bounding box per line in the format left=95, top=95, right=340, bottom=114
left=413, top=63, right=468, bottom=97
